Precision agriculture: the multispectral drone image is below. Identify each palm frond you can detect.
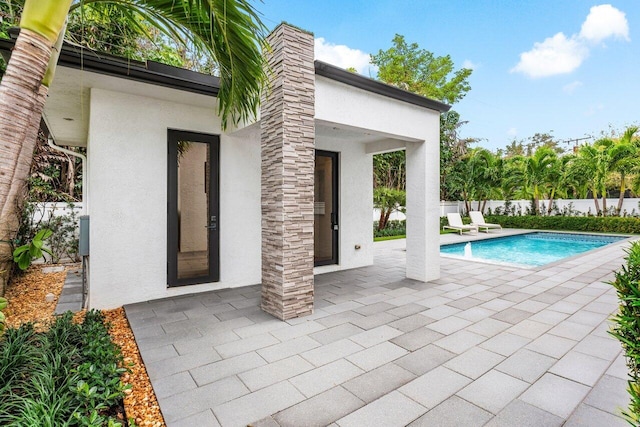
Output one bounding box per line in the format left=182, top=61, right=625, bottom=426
left=71, top=0, right=268, bottom=129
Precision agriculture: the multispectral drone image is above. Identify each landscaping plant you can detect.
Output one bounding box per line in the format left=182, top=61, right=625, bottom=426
left=16, top=202, right=81, bottom=265
left=609, top=241, right=640, bottom=425
left=373, top=220, right=406, bottom=238
left=0, top=310, right=130, bottom=426
left=12, top=228, right=53, bottom=270
left=483, top=215, right=640, bottom=234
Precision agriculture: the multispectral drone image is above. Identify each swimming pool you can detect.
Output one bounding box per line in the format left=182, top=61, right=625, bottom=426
left=440, top=232, right=626, bottom=267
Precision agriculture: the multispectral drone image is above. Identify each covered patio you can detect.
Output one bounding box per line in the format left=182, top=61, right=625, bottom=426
left=125, top=232, right=633, bottom=426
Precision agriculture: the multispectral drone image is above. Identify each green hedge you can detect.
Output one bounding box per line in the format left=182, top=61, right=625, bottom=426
left=374, top=220, right=405, bottom=238
left=610, top=241, right=640, bottom=424
left=483, top=215, right=640, bottom=234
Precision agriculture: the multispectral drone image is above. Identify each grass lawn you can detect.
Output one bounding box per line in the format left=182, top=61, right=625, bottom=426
left=374, top=229, right=469, bottom=241
left=374, top=234, right=406, bottom=242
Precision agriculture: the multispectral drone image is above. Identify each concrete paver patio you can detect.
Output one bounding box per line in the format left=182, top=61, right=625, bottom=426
left=125, top=230, right=636, bottom=426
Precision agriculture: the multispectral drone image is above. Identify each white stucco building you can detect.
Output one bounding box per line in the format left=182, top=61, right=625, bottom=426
left=1, top=24, right=449, bottom=319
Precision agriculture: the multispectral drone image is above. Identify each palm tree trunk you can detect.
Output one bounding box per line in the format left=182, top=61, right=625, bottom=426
left=462, top=191, right=470, bottom=214
left=547, top=189, right=555, bottom=215
left=383, top=209, right=392, bottom=229
left=0, top=29, right=52, bottom=296
left=617, top=173, right=625, bottom=216
left=592, top=191, right=601, bottom=215
left=602, top=197, right=607, bottom=216
left=377, top=209, right=386, bottom=230
left=0, top=29, right=51, bottom=215
left=0, top=84, right=48, bottom=298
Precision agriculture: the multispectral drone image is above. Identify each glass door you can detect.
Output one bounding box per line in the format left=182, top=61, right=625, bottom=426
left=314, top=150, right=339, bottom=266
left=167, top=130, right=219, bottom=286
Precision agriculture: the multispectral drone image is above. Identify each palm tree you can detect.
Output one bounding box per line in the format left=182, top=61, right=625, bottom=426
left=0, top=0, right=267, bottom=294
left=499, top=156, right=524, bottom=209
left=609, top=126, right=639, bottom=215
left=473, top=149, right=502, bottom=213
left=517, top=146, right=557, bottom=215
left=545, top=154, right=576, bottom=215
left=448, top=148, right=491, bottom=214
left=576, top=140, right=615, bottom=215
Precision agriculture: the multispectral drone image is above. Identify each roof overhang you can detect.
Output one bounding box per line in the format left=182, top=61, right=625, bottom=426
left=0, top=29, right=219, bottom=97
left=314, top=61, right=451, bottom=113
left=0, top=30, right=450, bottom=148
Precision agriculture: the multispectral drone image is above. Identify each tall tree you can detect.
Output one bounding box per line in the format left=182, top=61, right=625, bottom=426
left=371, top=34, right=472, bottom=104
left=371, top=34, right=474, bottom=208
left=440, top=110, right=479, bottom=200
left=0, top=0, right=267, bottom=295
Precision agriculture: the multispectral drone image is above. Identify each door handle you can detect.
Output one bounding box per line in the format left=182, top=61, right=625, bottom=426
left=331, top=213, right=338, bottom=230
left=205, top=215, right=217, bottom=230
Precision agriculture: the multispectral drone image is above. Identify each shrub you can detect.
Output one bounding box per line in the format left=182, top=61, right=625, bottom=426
left=0, top=311, right=128, bottom=426
left=16, top=202, right=80, bottom=265
left=373, top=220, right=405, bottom=238
left=483, top=215, right=640, bottom=234
left=609, top=241, right=640, bottom=425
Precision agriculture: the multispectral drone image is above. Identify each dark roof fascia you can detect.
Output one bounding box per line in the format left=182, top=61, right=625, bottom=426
left=0, top=31, right=220, bottom=98
left=314, top=60, right=451, bottom=113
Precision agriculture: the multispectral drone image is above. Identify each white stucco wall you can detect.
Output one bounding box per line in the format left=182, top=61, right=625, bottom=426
left=87, top=88, right=261, bottom=309
left=315, top=138, right=374, bottom=272
left=84, top=72, right=442, bottom=308
left=315, top=76, right=436, bottom=142
left=315, top=76, right=442, bottom=283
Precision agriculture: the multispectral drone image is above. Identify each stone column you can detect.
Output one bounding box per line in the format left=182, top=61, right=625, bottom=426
left=260, top=23, right=315, bottom=320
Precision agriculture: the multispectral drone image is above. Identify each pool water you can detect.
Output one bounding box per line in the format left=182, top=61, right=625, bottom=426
left=440, top=232, right=626, bottom=267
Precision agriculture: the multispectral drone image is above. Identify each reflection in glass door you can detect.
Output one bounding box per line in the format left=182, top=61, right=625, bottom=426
left=167, top=130, right=219, bottom=286
left=314, top=150, right=338, bottom=266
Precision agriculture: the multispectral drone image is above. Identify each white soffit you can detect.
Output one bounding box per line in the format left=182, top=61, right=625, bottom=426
left=44, top=66, right=217, bottom=147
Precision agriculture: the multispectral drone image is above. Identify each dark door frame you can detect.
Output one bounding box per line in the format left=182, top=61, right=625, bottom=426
left=315, top=150, right=339, bottom=267
left=167, top=129, right=220, bottom=287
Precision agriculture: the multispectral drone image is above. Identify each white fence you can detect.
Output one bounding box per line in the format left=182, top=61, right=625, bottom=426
left=454, top=199, right=640, bottom=216
left=28, top=202, right=83, bottom=224
left=375, top=199, right=640, bottom=221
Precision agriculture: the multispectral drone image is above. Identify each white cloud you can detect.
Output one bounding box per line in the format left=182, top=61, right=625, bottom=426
left=511, top=33, right=588, bottom=78
left=511, top=4, right=629, bottom=78
left=507, top=127, right=518, bottom=137
left=579, top=4, right=629, bottom=43
left=314, top=37, right=374, bottom=75
left=462, top=59, right=479, bottom=70
left=563, top=80, right=583, bottom=94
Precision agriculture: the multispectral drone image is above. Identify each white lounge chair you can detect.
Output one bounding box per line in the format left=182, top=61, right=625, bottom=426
left=443, top=213, right=478, bottom=235
left=469, top=211, right=502, bottom=233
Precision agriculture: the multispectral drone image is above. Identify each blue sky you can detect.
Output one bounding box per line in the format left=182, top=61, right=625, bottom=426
left=258, top=1, right=639, bottom=151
